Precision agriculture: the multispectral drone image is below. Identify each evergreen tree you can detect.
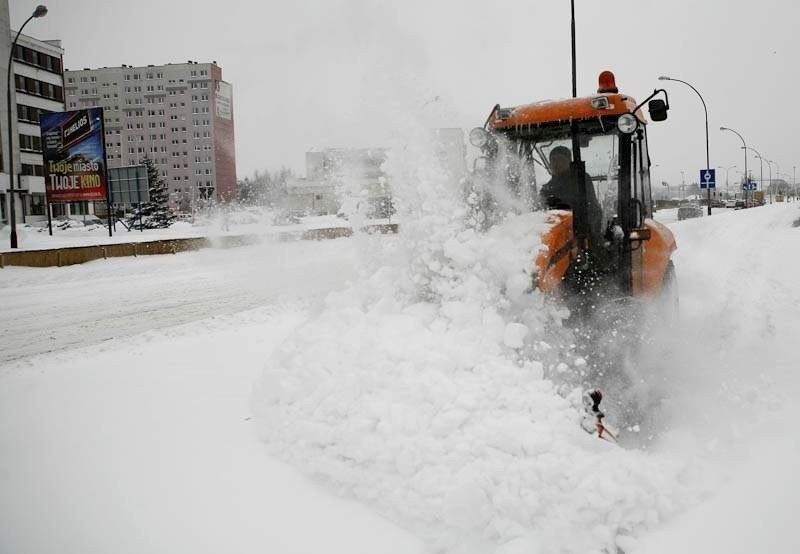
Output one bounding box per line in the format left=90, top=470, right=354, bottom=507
left=136, top=156, right=175, bottom=228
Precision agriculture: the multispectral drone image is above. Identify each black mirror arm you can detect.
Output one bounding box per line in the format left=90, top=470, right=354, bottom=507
left=483, top=104, right=501, bottom=129
left=632, top=88, right=670, bottom=116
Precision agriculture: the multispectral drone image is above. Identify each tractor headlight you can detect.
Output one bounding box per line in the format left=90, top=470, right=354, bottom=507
left=617, top=113, right=639, bottom=134
left=469, top=127, right=490, bottom=147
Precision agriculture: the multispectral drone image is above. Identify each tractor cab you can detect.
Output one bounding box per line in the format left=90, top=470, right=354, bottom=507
left=469, top=71, right=676, bottom=312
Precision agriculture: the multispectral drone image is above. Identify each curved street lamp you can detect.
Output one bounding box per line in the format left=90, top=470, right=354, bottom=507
left=659, top=75, right=712, bottom=214
left=764, top=159, right=774, bottom=197
left=716, top=164, right=736, bottom=197
left=720, top=126, right=748, bottom=203
left=7, top=4, right=48, bottom=248
left=744, top=147, right=765, bottom=201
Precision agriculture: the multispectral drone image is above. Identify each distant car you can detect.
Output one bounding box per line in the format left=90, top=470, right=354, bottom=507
left=724, top=200, right=737, bottom=209
left=734, top=200, right=746, bottom=210
left=677, top=204, right=703, bottom=221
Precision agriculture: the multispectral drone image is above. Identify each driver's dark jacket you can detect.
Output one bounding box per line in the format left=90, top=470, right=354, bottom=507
left=539, top=172, right=603, bottom=236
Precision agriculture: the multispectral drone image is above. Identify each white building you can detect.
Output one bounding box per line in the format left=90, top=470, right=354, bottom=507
left=287, top=129, right=466, bottom=218
left=0, top=8, right=65, bottom=225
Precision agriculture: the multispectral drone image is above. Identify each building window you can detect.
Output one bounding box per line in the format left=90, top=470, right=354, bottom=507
left=17, top=104, right=50, bottom=124
left=12, top=44, right=62, bottom=75
left=27, top=193, right=46, bottom=216
left=19, top=134, right=42, bottom=153
left=14, top=75, right=64, bottom=101
left=21, top=164, right=44, bottom=176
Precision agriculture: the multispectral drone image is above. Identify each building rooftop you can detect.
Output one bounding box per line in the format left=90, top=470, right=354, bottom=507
left=64, top=61, right=220, bottom=72
left=15, top=31, right=64, bottom=55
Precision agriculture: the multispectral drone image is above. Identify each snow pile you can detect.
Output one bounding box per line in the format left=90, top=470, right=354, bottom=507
left=253, top=133, right=716, bottom=553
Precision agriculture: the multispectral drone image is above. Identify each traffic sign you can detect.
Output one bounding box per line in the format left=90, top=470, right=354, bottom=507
left=700, top=168, right=716, bottom=189
left=742, top=181, right=757, bottom=191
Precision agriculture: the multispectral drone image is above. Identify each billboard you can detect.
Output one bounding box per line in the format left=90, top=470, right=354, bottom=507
left=215, top=81, right=232, bottom=120
left=40, top=107, right=108, bottom=203
left=109, top=165, right=149, bottom=206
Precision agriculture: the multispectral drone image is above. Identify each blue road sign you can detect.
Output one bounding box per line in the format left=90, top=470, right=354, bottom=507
left=742, top=181, right=757, bottom=191
left=700, top=168, right=716, bottom=189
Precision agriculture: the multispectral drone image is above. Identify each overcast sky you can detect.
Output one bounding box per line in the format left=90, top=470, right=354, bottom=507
left=10, top=0, right=799, bottom=187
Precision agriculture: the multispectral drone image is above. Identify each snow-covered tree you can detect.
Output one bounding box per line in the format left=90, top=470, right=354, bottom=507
left=236, top=167, right=293, bottom=208
left=135, top=156, right=175, bottom=229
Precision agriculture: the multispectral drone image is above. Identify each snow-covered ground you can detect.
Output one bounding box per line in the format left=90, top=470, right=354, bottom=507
left=0, top=235, right=425, bottom=554
left=1, top=200, right=799, bottom=553
left=0, top=210, right=378, bottom=253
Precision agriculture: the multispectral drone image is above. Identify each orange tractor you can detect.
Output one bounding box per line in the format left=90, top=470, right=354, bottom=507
left=469, top=71, right=677, bottom=320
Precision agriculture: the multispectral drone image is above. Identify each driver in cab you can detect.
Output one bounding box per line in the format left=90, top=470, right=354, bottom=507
left=539, top=145, right=602, bottom=236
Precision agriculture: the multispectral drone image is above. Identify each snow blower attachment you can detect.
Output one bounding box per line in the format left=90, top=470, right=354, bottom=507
left=581, top=389, right=617, bottom=442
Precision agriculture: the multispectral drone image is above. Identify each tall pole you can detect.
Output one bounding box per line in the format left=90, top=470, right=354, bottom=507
left=720, top=127, right=747, bottom=205
left=567, top=0, right=589, bottom=253
left=716, top=164, right=735, bottom=198
left=764, top=159, right=773, bottom=201
left=570, top=0, right=577, bottom=100
left=659, top=76, right=711, bottom=214
left=6, top=6, right=47, bottom=249
left=745, top=147, right=764, bottom=203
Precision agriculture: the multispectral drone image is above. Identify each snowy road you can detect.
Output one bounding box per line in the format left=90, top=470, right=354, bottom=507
left=0, top=238, right=358, bottom=364
left=1, top=204, right=799, bottom=553
left=0, top=235, right=425, bottom=554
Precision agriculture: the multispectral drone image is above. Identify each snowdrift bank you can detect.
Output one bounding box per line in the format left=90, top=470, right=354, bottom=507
left=253, top=132, right=730, bottom=553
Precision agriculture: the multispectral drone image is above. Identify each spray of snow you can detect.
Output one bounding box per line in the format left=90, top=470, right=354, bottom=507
left=250, top=115, right=740, bottom=552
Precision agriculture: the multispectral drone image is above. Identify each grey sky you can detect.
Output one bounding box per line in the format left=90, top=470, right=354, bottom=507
left=10, top=0, right=799, bottom=187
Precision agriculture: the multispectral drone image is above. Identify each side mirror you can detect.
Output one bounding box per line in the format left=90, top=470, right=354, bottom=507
left=648, top=99, right=668, bottom=122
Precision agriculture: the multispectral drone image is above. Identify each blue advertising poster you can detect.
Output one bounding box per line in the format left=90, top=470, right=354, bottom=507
left=39, top=107, right=108, bottom=203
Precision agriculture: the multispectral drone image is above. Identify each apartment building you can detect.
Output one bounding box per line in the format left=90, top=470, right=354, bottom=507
left=64, top=61, right=236, bottom=212
left=287, top=129, right=466, bottom=218
left=288, top=148, right=391, bottom=218
left=0, top=12, right=65, bottom=224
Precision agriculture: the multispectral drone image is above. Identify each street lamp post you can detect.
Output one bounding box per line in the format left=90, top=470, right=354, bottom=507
left=680, top=170, right=686, bottom=200
left=6, top=5, right=48, bottom=249
left=720, top=126, right=748, bottom=205
left=764, top=159, right=773, bottom=201
left=744, top=147, right=764, bottom=203
left=659, top=75, right=712, bottom=214
left=716, top=164, right=735, bottom=198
